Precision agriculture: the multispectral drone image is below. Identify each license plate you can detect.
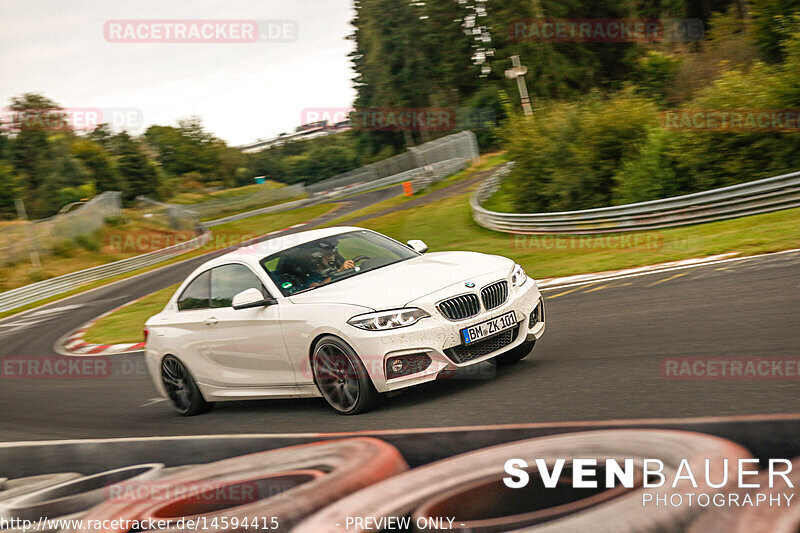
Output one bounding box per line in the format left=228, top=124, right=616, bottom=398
left=461, top=311, right=517, bottom=345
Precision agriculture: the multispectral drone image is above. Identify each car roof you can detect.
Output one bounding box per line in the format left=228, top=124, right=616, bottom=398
left=207, top=226, right=368, bottom=266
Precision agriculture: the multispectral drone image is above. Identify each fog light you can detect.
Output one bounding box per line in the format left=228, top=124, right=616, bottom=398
left=529, top=298, right=545, bottom=328
left=386, top=353, right=432, bottom=380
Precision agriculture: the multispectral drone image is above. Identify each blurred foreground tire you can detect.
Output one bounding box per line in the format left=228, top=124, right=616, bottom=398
left=0, top=465, right=162, bottom=533
left=0, top=465, right=162, bottom=521
left=69, top=437, right=407, bottom=533
left=688, top=457, right=800, bottom=533
left=294, top=430, right=751, bottom=533
left=0, top=473, right=82, bottom=504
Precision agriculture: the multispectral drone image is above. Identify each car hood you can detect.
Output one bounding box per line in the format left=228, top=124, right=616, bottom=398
left=287, top=251, right=513, bottom=310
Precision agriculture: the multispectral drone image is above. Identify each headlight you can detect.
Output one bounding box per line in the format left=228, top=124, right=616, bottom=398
left=347, top=308, right=430, bottom=331
left=510, top=263, right=527, bottom=287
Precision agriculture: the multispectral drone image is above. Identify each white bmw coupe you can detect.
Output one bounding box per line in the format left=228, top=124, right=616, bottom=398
left=145, top=227, right=546, bottom=415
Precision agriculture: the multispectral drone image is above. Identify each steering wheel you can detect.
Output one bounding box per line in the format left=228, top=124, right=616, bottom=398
left=351, top=255, right=370, bottom=263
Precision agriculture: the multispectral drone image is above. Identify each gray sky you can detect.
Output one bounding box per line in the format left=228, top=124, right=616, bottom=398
left=0, top=0, right=356, bottom=145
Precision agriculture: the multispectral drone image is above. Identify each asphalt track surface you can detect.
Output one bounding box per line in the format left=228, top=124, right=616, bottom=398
left=0, top=183, right=797, bottom=440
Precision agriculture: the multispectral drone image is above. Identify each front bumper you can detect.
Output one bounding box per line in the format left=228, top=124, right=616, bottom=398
left=348, top=276, right=546, bottom=393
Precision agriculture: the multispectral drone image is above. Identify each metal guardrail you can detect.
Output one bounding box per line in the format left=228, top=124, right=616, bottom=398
left=0, top=232, right=212, bottom=314
left=315, top=157, right=471, bottom=200
left=472, top=164, right=800, bottom=234
left=409, top=158, right=471, bottom=192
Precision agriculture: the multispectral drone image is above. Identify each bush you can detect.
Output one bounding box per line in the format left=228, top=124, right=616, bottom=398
left=501, top=90, right=659, bottom=213
left=632, top=51, right=680, bottom=105
left=73, top=234, right=100, bottom=252
left=103, top=215, right=125, bottom=227
left=50, top=241, right=74, bottom=258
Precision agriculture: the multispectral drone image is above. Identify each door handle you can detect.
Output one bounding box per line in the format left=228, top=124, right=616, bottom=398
left=204, top=317, right=219, bottom=326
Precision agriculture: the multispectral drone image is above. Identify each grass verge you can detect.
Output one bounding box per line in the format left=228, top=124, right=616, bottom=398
left=356, top=191, right=800, bottom=278
left=324, top=152, right=507, bottom=226
left=84, top=284, right=179, bottom=345
left=83, top=192, right=800, bottom=346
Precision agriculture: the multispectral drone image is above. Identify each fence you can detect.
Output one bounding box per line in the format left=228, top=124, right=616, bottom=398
left=0, top=192, right=121, bottom=267
left=208, top=157, right=473, bottom=226
left=136, top=183, right=307, bottom=227
left=0, top=232, right=212, bottom=314
left=306, top=131, right=479, bottom=195
left=471, top=165, right=800, bottom=234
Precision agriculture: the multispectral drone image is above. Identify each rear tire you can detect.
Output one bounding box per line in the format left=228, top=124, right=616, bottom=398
left=161, top=355, right=214, bottom=416
left=312, top=336, right=379, bottom=415
left=495, top=340, right=535, bottom=365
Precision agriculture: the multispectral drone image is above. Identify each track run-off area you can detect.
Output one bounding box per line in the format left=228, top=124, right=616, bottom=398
left=0, top=180, right=797, bottom=441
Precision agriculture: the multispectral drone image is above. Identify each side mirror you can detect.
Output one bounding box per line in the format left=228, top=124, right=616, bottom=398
left=232, top=288, right=277, bottom=310
left=407, top=239, right=428, bottom=254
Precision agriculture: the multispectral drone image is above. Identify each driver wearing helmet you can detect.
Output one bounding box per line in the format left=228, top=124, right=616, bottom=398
left=307, top=241, right=355, bottom=288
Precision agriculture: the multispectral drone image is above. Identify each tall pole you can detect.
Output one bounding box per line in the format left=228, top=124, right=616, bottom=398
left=505, top=55, right=533, bottom=116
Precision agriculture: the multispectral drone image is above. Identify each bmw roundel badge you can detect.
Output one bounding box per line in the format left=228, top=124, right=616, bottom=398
left=465, top=282, right=475, bottom=288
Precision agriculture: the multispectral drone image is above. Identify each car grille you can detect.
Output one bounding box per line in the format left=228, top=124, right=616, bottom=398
left=444, top=326, right=519, bottom=364
left=438, top=293, right=480, bottom=321
left=481, top=280, right=508, bottom=311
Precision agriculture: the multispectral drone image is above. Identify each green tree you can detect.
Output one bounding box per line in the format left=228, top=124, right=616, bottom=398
left=0, top=163, right=21, bottom=219
left=752, top=0, right=800, bottom=61
left=30, top=135, right=90, bottom=217
left=7, top=93, right=64, bottom=192
left=71, top=139, right=121, bottom=192
left=114, top=132, right=160, bottom=202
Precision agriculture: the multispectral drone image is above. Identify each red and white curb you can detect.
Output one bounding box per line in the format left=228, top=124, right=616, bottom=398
left=266, top=222, right=307, bottom=236
left=57, top=295, right=149, bottom=357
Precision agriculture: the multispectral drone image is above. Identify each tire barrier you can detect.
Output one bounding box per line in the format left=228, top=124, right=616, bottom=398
left=70, top=438, right=407, bottom=533
left=0, top=474, right=82, bottom=504
left=293, top=430, right=751, bottom=533
left=141, top=471, right=324, bottom=525
left=0, top=465, right=163, bottom=522
left=687, top=457, right=800, bottom=533
left=2, top=427, right=797, bottom=532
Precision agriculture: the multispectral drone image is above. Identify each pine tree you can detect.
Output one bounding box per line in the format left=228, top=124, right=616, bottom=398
left=114, top=132, right=160, bottom=202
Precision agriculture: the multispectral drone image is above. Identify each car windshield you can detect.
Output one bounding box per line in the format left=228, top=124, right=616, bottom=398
left=260, top=230, right=419, bottom=296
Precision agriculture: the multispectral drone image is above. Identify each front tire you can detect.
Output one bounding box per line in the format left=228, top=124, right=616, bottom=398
left=495, top=340, right=535, bottom=365
left=161, top=355, right=214, bottom=416
left=312, top=336, right=379, bottom=415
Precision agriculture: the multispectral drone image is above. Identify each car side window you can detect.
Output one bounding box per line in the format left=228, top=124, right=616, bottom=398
left=210, top=264, right=269, bottom=308
left=177, top=271, right=211, bottom=311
